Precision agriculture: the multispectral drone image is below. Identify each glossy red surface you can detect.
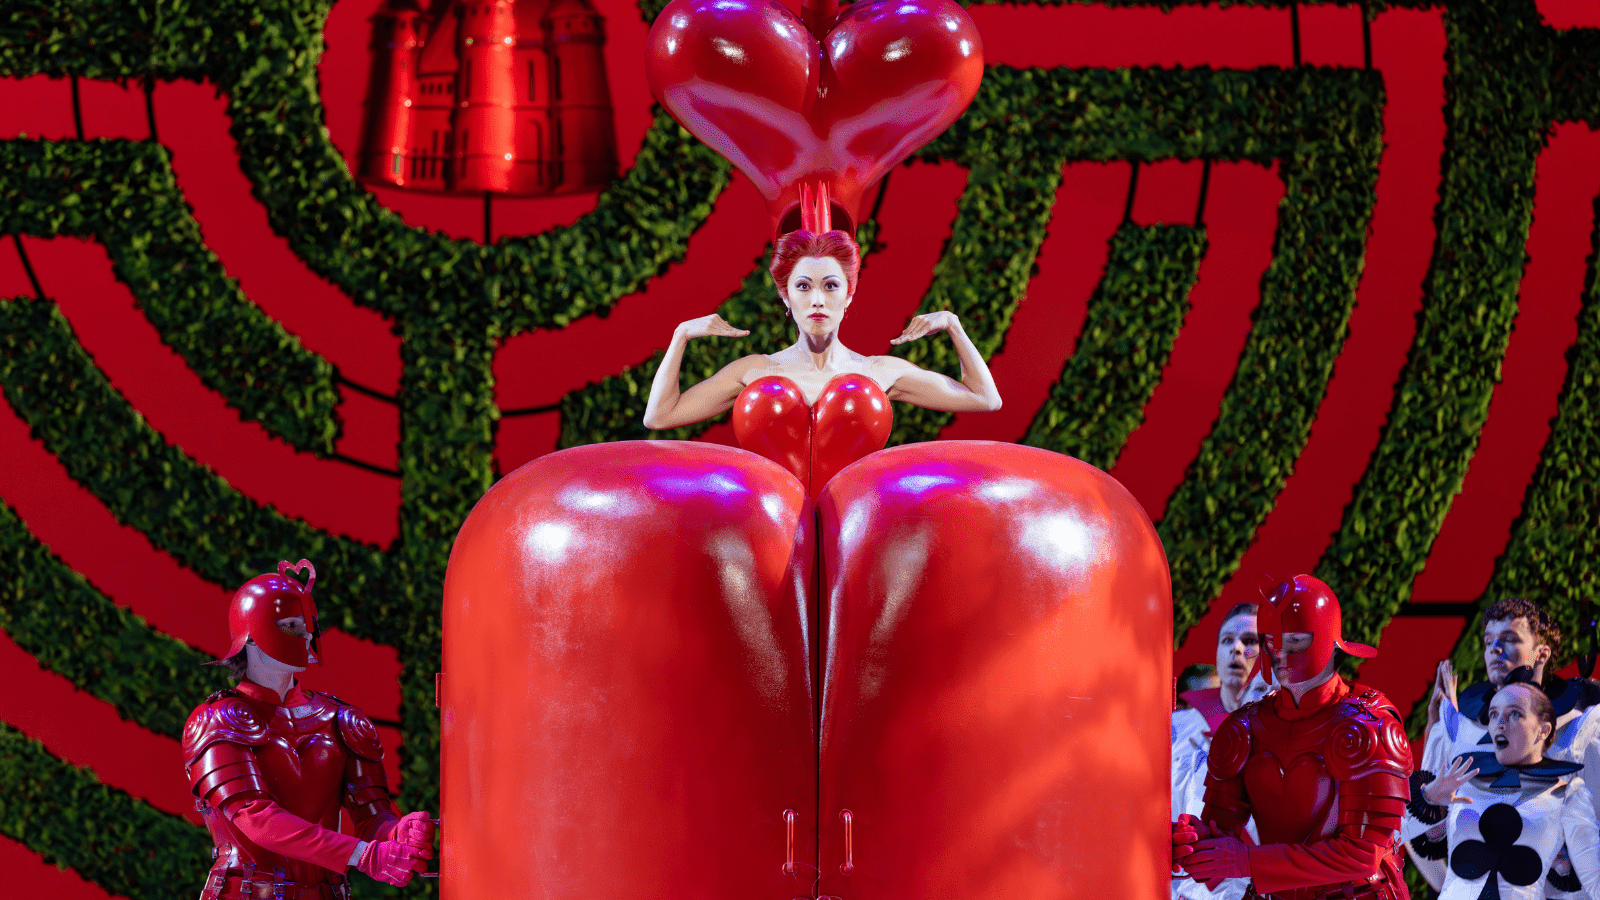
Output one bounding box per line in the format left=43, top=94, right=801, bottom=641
left=815, top=442, right=1172, bottom=899
left=356, top=0, right=619, bottom=196
left=225, top=563, right=320, bottom=667
left=442, top=439, right=1172, bottom=899
left=732, top=373, right=892, bottom=497
left=441, top=442, right=818, bottom=900
left=644, top=0, right=983, bottom=233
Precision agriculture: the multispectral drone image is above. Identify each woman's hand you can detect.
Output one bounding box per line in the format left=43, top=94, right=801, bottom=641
left=1423, top=756, right=1479, bottom=807
left=890, top=311, right=960, bottom=345
left=1426, top=660, right=1458, bottom=729
left=678, top=314, right=750, bottom=340
left=643, top=317, right=761, bottom=431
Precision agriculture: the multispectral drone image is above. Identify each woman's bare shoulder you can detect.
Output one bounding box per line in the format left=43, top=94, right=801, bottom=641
left=864, top=354, right=920, bottom=377
left=724, top=353, right=781, bottom=382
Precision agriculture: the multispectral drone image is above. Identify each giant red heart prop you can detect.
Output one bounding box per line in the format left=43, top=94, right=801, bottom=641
left=645, top=0, right=983, bottom=234
left=440, top=440, right=1172, bottom=900
left=731, top=373, right=892, bottom=496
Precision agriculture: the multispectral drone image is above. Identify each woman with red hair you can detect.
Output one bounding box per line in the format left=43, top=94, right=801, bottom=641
left=642, top=229, right=1002, bottom=443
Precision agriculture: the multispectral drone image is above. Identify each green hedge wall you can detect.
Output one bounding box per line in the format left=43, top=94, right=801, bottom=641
left=1, top=0, right=1599, bottom=898
left=1022, top=222, right=1207, bottom=470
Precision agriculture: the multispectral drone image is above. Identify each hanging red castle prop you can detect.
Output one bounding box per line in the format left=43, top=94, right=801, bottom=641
left=357, top=0, right=619, bottom=196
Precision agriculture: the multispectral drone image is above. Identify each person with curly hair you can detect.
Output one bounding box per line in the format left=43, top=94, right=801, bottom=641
left=1410, top=679, right=1600, bottom=900
left=1405, top=599, right=1600, bottom=890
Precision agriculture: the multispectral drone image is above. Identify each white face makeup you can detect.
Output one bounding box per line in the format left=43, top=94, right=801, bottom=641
left=784, top=256, right=852, bottom=336
left=1487, top=683, right=1551, bottom=766
left=1483, top=617, right=1549, bottom=686
left=1216, top=614, right=1260, bottom=692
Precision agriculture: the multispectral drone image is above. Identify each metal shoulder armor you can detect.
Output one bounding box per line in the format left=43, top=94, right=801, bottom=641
left=1207, top=705, right=1256, bottom=781
left=182, top=691, right=268, bottom=764
left=1327, top=690, right=1411, bottom=781
left=330, top=697, right=385, bottom=762
left=182, top=692, right=270, bottom=808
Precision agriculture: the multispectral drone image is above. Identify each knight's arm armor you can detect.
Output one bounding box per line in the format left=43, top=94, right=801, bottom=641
left=184, top=696, right=362, bottom=873
left=1199, top=711, right=1255, bottom=836
left=334, top=702, right=403, bottom=842
left=1245, top=710, right=1411, bottom=894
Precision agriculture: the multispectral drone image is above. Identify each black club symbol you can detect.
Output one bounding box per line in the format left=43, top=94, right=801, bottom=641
left=1450, top=803, right=1544, bottom=900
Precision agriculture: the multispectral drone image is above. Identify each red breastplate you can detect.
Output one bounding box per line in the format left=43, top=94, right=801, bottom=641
left=186, top=688, right=353, bottom=891
left=1242, top=701, right=1344, bottom=844
left=732, top=373, right=892, bottom=497
left=255, top=694, right=347, bottom=828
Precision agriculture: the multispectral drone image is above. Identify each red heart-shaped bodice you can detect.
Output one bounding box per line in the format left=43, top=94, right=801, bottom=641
left=732, top=373, right=891, bottom=495
left=256, top=730, right=345, bottom=825
left=1242, top=751, right=1337, bottom=844
left=645, top=0, right=983, bottom=231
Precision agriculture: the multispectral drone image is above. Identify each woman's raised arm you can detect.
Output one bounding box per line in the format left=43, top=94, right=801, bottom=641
left=641, top=315, right=763, bottom=431
left=882, top=311, right=1002, bottom=413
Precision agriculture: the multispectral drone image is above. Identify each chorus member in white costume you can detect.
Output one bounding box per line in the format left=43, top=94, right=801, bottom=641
left=1407, top=600, right=1600, bottom=890
left=1415, top=682, right=1600, bottom=900
left=1171, top=603, right=1271, bottom=900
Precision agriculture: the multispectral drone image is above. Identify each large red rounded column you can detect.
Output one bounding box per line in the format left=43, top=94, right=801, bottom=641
left=814, top=442, right=1172, bottom=900
left=441, top=442, right=818, bottom=900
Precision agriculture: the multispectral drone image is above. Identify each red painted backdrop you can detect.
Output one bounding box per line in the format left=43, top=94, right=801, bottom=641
left=3, top=0, right=1599, bottom=895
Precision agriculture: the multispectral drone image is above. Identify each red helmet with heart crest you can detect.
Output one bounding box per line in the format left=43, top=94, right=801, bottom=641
left=1249, top=573, right=1375, bottom=685
left=221, top=560, right=322, bottom=667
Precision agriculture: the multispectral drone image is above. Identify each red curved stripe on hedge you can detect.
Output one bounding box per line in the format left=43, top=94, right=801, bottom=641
left=1537, top=0, right=1600, bottom=30
left=1176, top=12, right=1447, bottom=719
left=155, top=82, right=403, bottom=397
left=0, top=632, right=196, bottom=822
left=492, top=174, right=768, bottom=415
left=941, top=161, right=1131, bottom=443
left=969, top=3, right=1295, bottom=69
left=0, top=74, right=152, bottom=143
left=18, top=237, right=401, bottom=546
left=0, top=388, right=231, bottom=652
left=0, top=390, right=405, bottom=781
left=841, top=163, right=970, bottom=362
left=1409, top=123, right=1600, bottom=603
left=2, top=836, right=117, bottom=900
left=0, top=419, right=405, bottom=797
left=0, top=75, right=75, bottom=141
left=1110, top=163, right=1284, bottom=520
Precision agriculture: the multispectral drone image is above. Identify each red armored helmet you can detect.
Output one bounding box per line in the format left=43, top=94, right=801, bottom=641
left=1250, top=573, right=1375, bottom=685
left=221, top=560, right=322, bottom=667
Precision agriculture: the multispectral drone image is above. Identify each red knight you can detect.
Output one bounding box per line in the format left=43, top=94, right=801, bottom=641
left=183, top=560, right=435, bottom=900
left=1173, top=575, right=1412, bottom=900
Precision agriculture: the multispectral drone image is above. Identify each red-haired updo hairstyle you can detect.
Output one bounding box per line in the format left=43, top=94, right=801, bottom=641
left=770, top=230, right=862, bottom=299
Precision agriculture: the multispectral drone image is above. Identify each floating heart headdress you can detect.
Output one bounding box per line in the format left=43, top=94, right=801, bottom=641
left=645, top=0, right=984, bottom=237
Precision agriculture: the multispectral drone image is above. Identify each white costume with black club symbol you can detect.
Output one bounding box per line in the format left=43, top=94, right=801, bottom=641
left=1426, top=752, right=1600, bottom=900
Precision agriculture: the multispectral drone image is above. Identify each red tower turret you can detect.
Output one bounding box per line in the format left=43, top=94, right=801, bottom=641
left=545, top=0, right=617, bottom=193
left=510, top=0, right=555, bottom=193
left=355, top=0, right=618, bottom=199
left=410, top=1, right=460, bottom=190
left=357, top=0, right=424, bottom=188
left=453, top=0, right=520, bottom=193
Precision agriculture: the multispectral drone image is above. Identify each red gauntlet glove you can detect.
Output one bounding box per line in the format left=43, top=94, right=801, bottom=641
left=1172, top=814, right=1217, bottom=871
left=1183, top=833, right=1252, bottom=887
left=394, top=811, right=437, bottom=859
left=357, top=839, right=426, bottom=886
